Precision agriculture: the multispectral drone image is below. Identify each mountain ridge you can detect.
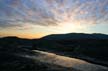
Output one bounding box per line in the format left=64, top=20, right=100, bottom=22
left=42, top=33, right=108, bottom=40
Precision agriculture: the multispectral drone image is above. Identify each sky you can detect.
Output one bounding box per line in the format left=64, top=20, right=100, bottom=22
left=0, top=0, right=108, bottom=38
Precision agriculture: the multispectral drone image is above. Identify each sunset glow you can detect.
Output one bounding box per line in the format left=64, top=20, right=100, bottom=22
left=0, top=0, right=108, bottom=38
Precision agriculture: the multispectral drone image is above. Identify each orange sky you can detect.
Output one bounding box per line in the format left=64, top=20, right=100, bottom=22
left=0, top=31, right=49, bottom=39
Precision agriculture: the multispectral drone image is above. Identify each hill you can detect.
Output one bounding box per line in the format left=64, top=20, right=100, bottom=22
left=42, top=33, right=108, bottom=40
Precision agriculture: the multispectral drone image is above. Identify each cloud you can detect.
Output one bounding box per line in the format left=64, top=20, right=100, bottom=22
left=0, top=0, right=108, bottom=29
left=0, top=20, right=22, bottom=28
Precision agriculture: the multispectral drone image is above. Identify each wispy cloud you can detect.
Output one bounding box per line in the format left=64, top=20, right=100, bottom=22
left=0, top=0, right=108, bottom=29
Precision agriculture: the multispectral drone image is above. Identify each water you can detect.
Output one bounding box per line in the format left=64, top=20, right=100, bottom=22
left=20, top=50, right=108, bottom=71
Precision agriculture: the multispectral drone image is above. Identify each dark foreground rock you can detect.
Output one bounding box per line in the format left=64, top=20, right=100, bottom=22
left=0, top=46, right=78, bottom=71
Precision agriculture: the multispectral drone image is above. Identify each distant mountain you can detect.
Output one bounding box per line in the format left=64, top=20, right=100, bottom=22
left=0, top=36, right=33, bottom=47
left=42, top=33, right=108, bottom=40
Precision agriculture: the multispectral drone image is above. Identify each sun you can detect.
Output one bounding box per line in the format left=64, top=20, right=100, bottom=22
left=54, top=21, right=85, bottom=34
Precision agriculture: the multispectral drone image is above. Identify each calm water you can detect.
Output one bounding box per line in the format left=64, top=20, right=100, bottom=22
left=21, top=50, right=108, bottom=71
